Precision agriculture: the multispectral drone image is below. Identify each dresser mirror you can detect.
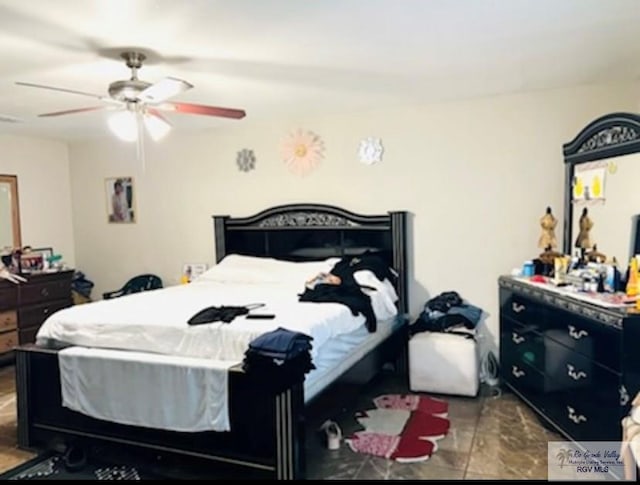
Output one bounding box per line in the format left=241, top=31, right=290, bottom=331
left=562, top=113, right=640, bottom=265
left=0, top=175, right=21, bottom=250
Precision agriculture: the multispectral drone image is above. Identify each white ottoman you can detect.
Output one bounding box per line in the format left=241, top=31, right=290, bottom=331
left=408, top=331, right=479, bottom=397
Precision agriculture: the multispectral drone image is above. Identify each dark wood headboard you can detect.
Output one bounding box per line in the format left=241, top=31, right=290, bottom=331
left=212, top=203, right=408, bottom=315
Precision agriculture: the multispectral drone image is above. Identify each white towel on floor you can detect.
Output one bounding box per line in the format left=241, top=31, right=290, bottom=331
left=59, top=346, right=236, bottom=432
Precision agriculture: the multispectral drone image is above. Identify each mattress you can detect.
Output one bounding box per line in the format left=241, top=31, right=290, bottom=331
left=36, top=280, right=367, bottom=362
left=304, top=316, right=403, bottom=402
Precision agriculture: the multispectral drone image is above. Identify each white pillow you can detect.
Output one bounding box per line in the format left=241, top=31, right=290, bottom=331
left=193, top=254, right=340, bottom=285
left=354, top=270, right=399, bottom=321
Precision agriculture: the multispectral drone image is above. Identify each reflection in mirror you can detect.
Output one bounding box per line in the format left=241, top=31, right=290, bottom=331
left=0, top=175, right=21, bottom=250
left=570, top=153, right=638, bottom=264
left=563, top=113, right=640, bottom=257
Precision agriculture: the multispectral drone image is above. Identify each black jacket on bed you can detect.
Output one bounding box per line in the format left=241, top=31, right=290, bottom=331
left=297, top=254, right=394, bottom=333
left=299, top=283, right=377, bottom=332
left=330, top=253, right=396, bottom=287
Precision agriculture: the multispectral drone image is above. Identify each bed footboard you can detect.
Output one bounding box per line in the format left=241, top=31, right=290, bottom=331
left=15, top=345, right=305, bottom=479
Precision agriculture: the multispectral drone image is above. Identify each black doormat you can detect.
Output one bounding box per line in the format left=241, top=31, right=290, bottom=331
left=0, top=443, right=270, bottom=481
left=0, top=452, right=169, bottom=481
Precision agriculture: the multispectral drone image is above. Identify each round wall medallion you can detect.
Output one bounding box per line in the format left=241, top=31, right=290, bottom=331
left=236, top=148, right=256, bottom=172
left=358, top=137, right=383, bottom=165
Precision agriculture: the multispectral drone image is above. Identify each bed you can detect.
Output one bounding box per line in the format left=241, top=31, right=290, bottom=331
left=15, top=203, right=409, bottom=479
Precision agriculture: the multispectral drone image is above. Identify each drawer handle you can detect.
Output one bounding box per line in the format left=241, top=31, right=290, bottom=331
left=511, top=365, right=525, bottom=378
left=620, top=385, right=630, bottom=407
left=566, top=364, right=587, bottom=380
left=567, top=325, right=588, bottom=340
left=512, top=302, right=526, bottom=313
left=511, top=332, right=525, bottom=344
left=567, top=406, right=587, bottom=424
left=41, top=288, right=50, bottom=297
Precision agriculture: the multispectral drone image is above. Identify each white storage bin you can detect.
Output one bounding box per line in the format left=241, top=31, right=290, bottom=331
left=408, top=331, right=479, bottom=397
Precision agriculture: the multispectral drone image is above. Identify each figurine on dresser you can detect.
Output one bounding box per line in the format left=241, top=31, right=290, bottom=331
left=574, top=207, right=594, bottom=249
left=0, top=249, right=26, bottom=284
left=538, top=206, right=558, bottom=249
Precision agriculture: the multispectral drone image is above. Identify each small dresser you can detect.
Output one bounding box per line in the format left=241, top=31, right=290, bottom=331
left=499, top=275, right=640, bottom=442
left=0, top=270, right=73, bottom=363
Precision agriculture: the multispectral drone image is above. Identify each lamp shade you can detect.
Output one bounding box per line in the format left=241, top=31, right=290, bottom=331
left=143, top=113, right=171, bottom=141
left=107, top=110, right=138, bottom=142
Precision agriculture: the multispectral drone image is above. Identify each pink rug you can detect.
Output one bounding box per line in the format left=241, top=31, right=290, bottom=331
left=345, top=394, right=450, bottom=462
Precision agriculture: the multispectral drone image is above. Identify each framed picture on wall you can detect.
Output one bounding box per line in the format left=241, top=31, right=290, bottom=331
left=105, top=177, right=135, bottom=223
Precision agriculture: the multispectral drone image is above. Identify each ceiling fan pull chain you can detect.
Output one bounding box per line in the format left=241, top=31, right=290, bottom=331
left=136, top=112, right=146, bottom=173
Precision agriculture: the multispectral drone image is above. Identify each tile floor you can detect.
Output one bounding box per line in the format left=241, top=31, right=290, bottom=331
left=0, top=365, right=560, bottom=480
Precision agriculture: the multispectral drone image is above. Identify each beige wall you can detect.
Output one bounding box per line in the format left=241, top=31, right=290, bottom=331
left=0, top=134, right=75, bottom=266
left=68, top=82, right=639, bottom=350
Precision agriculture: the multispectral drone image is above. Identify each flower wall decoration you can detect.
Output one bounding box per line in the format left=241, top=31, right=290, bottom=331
left=358, top=137, right=384, bottom=165
left=236, top=148, right=256, bottom=172
left=280, top=128, right=325, bottom=176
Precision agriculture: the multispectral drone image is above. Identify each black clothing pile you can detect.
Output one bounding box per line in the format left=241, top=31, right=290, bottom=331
left=243, top=327, right=315, bottom=391
left=298, top=253, right=394, bottom=333
left=410, top=291, right=483, bottom=338
left=330, top=252, right=396, bottom=287
left=299, top=282, right=377, bottom=332
left=187, top=304, right=265, bottom=325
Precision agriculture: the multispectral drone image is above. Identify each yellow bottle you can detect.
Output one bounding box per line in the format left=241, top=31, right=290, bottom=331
left=627, top=257, right=639, bottom=297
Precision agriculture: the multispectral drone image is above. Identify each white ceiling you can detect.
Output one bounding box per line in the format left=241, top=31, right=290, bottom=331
left=0, top=0, right=639, bottom=141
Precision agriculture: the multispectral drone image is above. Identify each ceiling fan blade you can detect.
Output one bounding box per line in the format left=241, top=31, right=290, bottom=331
left=38, top=106, right=105, bottom=117
left=146, top=108, right=172, bottom=124
left=16, top=81, right=104, bottom=99
left=144, top=109, right=172, bottom=141
left=161, top=102, right=246, bottom=119
left=137, top=77, right=193, bottom=104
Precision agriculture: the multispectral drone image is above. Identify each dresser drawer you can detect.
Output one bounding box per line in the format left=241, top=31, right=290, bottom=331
left=500, top=289, right=546, bottom=328
left=0, top=286, right=17, bottom=311
left=501, top=350, right=562, bottom=406
left=18, top=326, right=40, bottom=345
left=0, top=330, right=18, bottom=354
left=20, top=279, right=71, bottom=305
left=0, top=310, right=17, bottom=331
left=542, top=309, right=621, bottom=372
left=542, top=366, right=623, bottom=442
left=18, top=299, right=71, bottom=329
left=502, top=317, right=600, bottom=388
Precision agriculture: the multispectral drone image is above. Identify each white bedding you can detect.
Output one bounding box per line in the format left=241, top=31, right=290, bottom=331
left=41, top=254, right=399, bottom=433
left=59, top=347, right=236, bottom=432
left=37, top=280, right=366, bottom=362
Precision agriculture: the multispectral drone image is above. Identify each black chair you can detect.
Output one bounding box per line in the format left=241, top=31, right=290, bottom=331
left=102, top=274, right=163, bottom=300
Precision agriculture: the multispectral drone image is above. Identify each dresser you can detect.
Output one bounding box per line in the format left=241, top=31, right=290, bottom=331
left=499, top=275, right=640, bottom=442
left=0, top=270, right=73, bottom=363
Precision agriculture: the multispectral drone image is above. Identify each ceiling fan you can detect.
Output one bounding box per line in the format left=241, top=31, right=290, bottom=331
left=16, top=51, right=246, bottom=142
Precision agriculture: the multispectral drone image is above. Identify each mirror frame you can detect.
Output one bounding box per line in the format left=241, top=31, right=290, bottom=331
left=0, top=174, right=22, bottom=249
left=562, top=112, right=640, bottom=255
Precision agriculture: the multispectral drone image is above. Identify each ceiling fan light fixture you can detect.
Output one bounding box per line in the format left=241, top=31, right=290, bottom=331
left=143, top=113, right=172, bottom=141
left=107, top=110, right=138, bottom=142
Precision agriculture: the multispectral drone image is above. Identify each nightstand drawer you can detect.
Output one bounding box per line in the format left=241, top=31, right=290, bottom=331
left=0, top=330, right=18, bottom=353
left=0, top=310, right=17, bottom=331
left=20, top=279, right=71, bottom=305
